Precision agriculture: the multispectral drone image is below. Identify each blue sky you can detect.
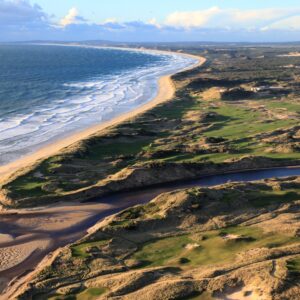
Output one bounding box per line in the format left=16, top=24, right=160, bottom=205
left=1, top=0, right=300, bottom=42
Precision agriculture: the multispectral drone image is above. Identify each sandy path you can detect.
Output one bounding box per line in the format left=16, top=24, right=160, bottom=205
left=0, top=50, right=205, bottom=183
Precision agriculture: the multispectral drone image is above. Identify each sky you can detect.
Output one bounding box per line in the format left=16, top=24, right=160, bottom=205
left=1, top=0, right=300, bottom=42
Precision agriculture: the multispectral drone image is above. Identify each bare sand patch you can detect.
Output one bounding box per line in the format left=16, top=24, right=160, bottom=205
left=222, top=234, right=240, bottom=240
left=184, top=110, right=203, bottom=122
left=201, top=87, right=222, bottom=100
left=14, top=211, right=94, bottom=232
left=278, top=52, right=300, bottom=57
left=0, top=240, right=51, bottom=272
left=215, top=285, right=264, bottom=300
left=185, top=243, right=200, bottom=250
left=0, top=234, right=13, bottom=244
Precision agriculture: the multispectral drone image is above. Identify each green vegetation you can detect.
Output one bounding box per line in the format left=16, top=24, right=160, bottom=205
left=265, top=100, right=300, bottom=113
left=204, top=106, right=295, bottom=139
left=287, top=256, right=300, bottom=276
left=247, top=190, right=300, bottom=207
left=71, top=240, right=108, bottom=258
left=132, top=226, right=300, bottom=269
left=185, top=292, right=215, bottom=300
left=49, top=287, right=107, bottom=300
left=76, top=288, right=107, bottom=300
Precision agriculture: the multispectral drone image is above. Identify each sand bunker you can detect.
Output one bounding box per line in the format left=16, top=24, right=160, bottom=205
left=215, top=285, right=263, bottom=300
left=185, top=243, right=200, bottom=250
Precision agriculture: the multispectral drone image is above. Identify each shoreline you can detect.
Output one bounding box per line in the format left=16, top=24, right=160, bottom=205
left=0, top=48, right=205, bottom=183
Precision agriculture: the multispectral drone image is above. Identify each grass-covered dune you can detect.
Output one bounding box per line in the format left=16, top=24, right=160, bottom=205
left=1, top=46, right=300, bottom=208
left=14, top=176, right=300, bottom=299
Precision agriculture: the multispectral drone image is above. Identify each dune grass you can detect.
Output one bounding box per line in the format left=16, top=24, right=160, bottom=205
left=76, top=288, right=107, bottom=300
left=185, top=292, right=215, bottom=300
left=287, top=256, right=300, bottom=276
left=246, top=189, right=300, bottom=208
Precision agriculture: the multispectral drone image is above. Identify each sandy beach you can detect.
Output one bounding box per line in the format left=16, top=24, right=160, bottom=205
left=0, top=49, right=205, bottom=183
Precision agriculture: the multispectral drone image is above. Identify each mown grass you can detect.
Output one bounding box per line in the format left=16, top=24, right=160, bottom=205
left=153, top=98, right=300, bottom=164
left=71, top=240, right=108, bottom=258
left=76, top=288, right=108, bottom=300
left=132, top=226, right=300, bottom=269
left=203, top=104, right=296, bottom=139
left=265, top=101, right=300, bottom=113
left=49, top=287, right=107, bottom=300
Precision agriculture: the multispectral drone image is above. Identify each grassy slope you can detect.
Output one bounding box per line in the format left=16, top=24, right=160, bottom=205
left=132, top=226, right=299, bottom=269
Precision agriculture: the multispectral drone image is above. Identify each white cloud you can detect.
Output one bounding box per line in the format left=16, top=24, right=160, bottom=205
left=263, top=15, right=300, bottom=31
left=102, top=18, right=118, bottom=24
left=231, top=8, right=285, bottom=23
left=165, top=7, right=220, bottom=29
left=148, top=18, right=161, bottom=29
left=164, top=7, right=300, bottom=30
left=59, top=7, right=86, bottom=27
left=0, top=0, right=48, bottom=25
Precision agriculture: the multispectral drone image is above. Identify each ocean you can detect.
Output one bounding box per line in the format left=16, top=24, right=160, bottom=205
left=0, top=44, right=197, bottom=165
